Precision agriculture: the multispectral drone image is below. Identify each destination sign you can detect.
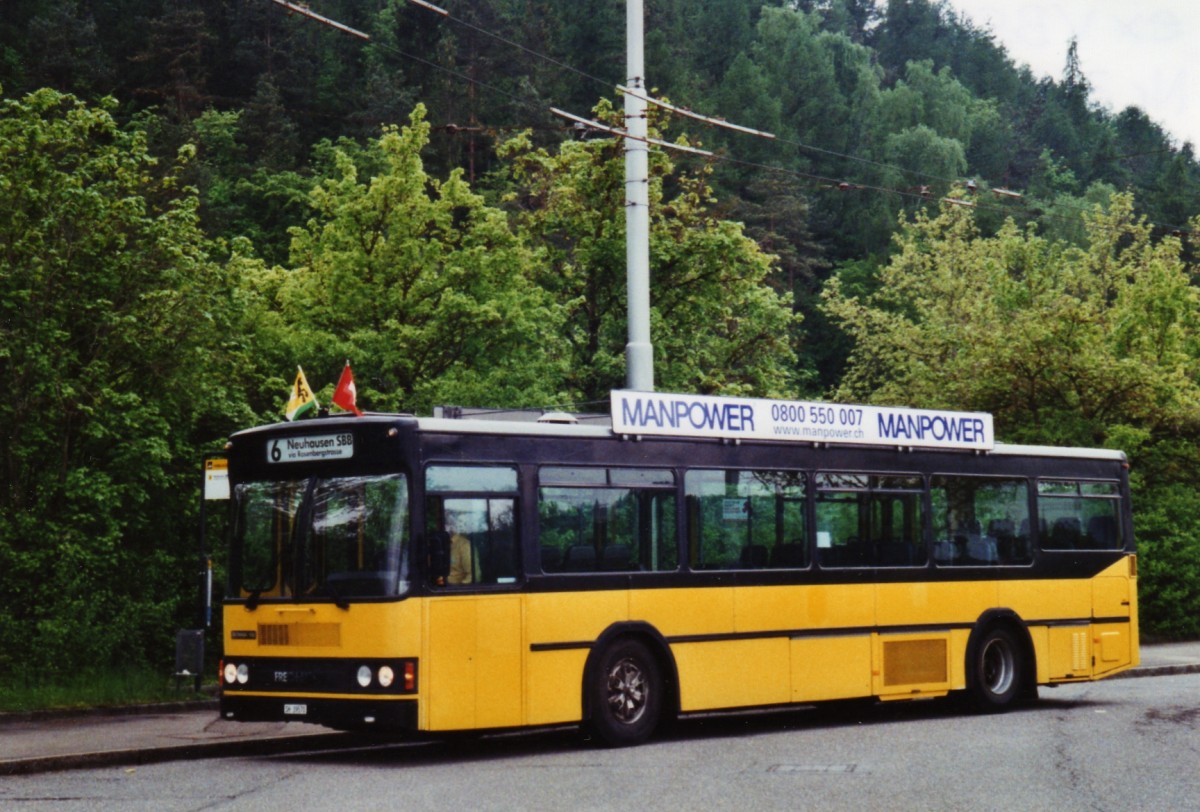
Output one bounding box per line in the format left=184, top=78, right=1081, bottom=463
left=611, top=390, right=993, bottom=451
left=268, top=433, right=355, bottom=463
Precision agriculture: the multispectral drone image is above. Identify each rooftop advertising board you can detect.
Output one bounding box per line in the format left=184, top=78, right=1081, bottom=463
left=611, top=390, right=994, bottom=451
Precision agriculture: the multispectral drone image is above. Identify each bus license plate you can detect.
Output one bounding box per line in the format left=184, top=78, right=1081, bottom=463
left=284, top=704, right=308, bottom=716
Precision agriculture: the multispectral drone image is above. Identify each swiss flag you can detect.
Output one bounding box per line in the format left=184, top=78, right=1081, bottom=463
left=332, top=361, right=363, bottom=416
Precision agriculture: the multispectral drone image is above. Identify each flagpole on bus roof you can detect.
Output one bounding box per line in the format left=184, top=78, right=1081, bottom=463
left=624, top=0, right=654, bottom=392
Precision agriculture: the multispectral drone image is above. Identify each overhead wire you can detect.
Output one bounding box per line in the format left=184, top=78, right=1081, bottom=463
left=403, top=0, right=619, bottom=95
left=399, top=0, right=1011, bottom=197
left=423, top=1, right=1200, bottom=235
left=402, top=0, right=1196, bottom=234
left=279, top=0, right=1198, bottom=238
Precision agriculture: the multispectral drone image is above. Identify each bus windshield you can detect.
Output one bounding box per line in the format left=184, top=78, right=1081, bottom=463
left=231, top=473, right=410, bottom=601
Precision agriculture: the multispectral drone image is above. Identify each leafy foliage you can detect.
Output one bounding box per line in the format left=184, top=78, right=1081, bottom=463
left=1131, top=484, right=1200, bottom=639
left=262, top=105, right=569, bottom=414
left=3, top=0, right=1200, bottom=681
left=0, top=89, right=250, bottom=675
left=825, top=193, right=1200, bottom=445
left=500, top=101, right=800, bottom=402
left=823, top=194, right=1200, bottom=635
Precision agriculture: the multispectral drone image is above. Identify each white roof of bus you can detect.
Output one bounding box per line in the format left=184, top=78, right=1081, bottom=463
left=414, top=417, right=1126, bottom=461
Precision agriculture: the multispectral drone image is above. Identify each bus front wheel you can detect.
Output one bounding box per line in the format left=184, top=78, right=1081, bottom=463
left=588, top=638, right=663, bottom=747
left=968, top=625, right=1024, bottom=711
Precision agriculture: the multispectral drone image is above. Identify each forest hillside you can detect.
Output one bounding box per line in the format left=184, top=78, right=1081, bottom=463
left=2, top=1, right=1198, bottom=683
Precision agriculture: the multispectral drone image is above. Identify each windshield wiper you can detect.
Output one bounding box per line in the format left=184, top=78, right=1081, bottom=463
left=323, top=582, right=350, bottom=610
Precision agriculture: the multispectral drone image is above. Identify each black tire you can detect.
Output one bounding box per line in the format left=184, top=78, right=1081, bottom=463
left=967, top=625, right=1024, bottom=711
left=588, top=638, right=663, bottom=747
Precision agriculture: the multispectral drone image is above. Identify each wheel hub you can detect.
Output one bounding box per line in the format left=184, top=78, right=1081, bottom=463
left=607, top=657, right=648, bottom=724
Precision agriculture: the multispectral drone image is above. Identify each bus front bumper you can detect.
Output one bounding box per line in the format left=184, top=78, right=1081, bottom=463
left=220, top=693, right=418, bottom=731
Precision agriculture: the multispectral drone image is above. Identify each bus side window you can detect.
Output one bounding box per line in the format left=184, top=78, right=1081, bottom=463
left=1037, top=480, right=1123, bottom=551
left=538, top=467, right=677, bottom=573
left=814, top=473, right=924, bottom=568
left=684, top=469, right=807, bottom=570
left=427, top=497, right=518, bottom=586
left=930, top=475, right=1031, bottom=566
left=425, top=466, right=521, bottom=587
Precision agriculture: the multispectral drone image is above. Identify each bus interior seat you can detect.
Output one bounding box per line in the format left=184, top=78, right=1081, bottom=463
left=933, top=540, right=959, bottom=563
left=816, top=546, right=842, bottom=567
left=1050, top=516, right=1082, bottom=548
left=1020, top=517, right=1048, bottom=541
left=739, top=544, right=769, bottom=568
left=965, top=537, right=998, bottom=564
left=1085, top=515, right=1118, bottom=549
left=817, top=540, right=868, bottom=568
left=843, top=541, right=872, bottom=567
left=771, top=543, right=805, bottom=568
left=561, top=544, right=597, bottom=572
left=540, top=545, right=562, bottom=572
left=876, top=542, right=914, bottom=567
left=601, top=544, right=633, bottom=570
left=988, top=519, right=1017, bottom=563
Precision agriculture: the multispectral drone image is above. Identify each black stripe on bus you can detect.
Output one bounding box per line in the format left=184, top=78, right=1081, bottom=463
left=528, top=616, right=1130, bottom=652
left=517, top=551, right=1132, bottom=594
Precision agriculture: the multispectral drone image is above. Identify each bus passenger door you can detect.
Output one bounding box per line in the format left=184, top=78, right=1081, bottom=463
left=424, top=494, right=524, bottom=731
left=425, top=595, right=523, bottom=730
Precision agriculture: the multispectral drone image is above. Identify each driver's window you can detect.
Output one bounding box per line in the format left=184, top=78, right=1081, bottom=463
left=426, top=466, right=520, bottom=587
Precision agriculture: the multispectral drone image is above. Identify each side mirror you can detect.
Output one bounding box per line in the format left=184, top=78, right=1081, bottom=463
left=428, top=530, right=451, bottom=584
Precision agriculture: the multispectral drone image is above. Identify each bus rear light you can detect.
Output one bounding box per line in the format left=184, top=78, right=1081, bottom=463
left=223, top=662, right=238, bottom=685
left=378, top=665, right=395, bottom=688
left=404, top=662, right=416, bottom=691
left=357, top=665, right=373, bottom=688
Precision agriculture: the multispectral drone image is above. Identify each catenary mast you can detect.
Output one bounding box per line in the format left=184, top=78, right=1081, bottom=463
left=624, top=0, right=654, bottom=391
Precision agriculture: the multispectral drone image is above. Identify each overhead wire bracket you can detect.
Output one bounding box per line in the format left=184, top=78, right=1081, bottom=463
left=270, top=0, right=371, bottom=40
left=549, top=108, right=714, bottom=157
left=407, top=0, right=449, bottom=16
left=617, top=85, right=776, bottom=140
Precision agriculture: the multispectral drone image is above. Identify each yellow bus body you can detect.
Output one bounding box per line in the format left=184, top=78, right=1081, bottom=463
left=223, top=555, right=1137, bottom=731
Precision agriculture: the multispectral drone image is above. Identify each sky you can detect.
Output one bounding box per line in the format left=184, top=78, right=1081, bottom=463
left=942, top=0, right=1200, bottom=147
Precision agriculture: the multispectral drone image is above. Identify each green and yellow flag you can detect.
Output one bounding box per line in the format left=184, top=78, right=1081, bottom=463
left=285, top=366, right=318, bottom=421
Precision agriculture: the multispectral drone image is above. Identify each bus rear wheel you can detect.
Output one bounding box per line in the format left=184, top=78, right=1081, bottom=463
left=968, top=626, right=1024, bottom=711
left=588, top=638, right=663, bottom=747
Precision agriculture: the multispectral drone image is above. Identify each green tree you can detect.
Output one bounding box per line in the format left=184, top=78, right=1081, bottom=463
left=262, top=105, right=568, bottom=415
left=128, top=0, right=215, bottom=122
left=822, top=194, right=1200, bottom=636
left=0, top=88, right=249, bottom=676
left=499, top=100, right=801, bottom=402
left=880, top=125, right=966, bottom=197
left=824, top=193, right=1200, bottom=445
left=877, top=60, right=976, bottom=144
left=22, top=1, right=114, bottom=95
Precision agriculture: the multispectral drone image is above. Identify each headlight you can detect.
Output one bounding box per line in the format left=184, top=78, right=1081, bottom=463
left=236, top=664, right=249, bottom=684
left=224, top=662, right=238, bottom=684
left=377, top=665, right=395, bottom=688
left=357, top=665, right=373, bottom=687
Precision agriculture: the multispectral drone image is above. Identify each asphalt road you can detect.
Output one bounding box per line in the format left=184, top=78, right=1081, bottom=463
left=3, top=673, right=1198, bottom=811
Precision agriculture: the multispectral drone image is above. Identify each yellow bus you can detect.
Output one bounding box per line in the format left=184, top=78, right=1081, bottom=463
left=218, top=391, right=1138, bottom=746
